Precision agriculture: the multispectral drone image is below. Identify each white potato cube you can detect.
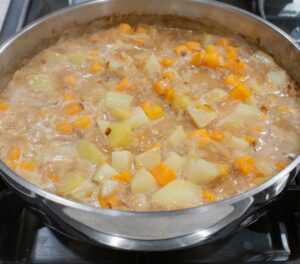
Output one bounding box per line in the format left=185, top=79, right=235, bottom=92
left=96, top=119, right=111, bottom=136
left=125, top=107, right=150, bottom=129
left=135, top=146, right=161, bottom=170
left=185, top=158, right=220, bottom=185
left=111, top=150, right=132, bottom=171
left=105, top=91, right=133, bottom=110
left=131, top=168, right=157, bottom=194
left=93, top=164, right=118, bottom=183
left=145, top=54, right=161, bottom=74
left=164, top=152, right=186, bottom=173
left=187, top=105, right=217, bottom=128
left=151, top=180, right=201, bottom=209
left=101, top=180, right=119, bottom=197
left=229, top=136, right=250, bottom=152
left=167, top=126, right=186, bottom=149
left=203, top=88, right=228, bottom=105
left=231, top=103, right=261, bottom=120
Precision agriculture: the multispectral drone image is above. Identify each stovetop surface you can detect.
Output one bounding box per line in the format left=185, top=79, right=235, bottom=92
left=0, top=0, right=300, bottom=263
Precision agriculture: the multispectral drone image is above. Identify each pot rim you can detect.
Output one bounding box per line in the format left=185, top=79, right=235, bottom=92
left=0, top=0, right=299, bottom=217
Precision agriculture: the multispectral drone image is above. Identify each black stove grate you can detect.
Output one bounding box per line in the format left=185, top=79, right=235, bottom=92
left=0, top=0, right=300, bottom=263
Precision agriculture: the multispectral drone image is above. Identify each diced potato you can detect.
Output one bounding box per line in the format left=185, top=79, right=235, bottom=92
left=252, top=50, right=274, bottom=65
left=131, top=168, right=157, bottom=194
left=96, top=119, right=111, bottom=136
left=125, top=107, right=150, bottom=129
left=108, top=59, right=122, bottom=71
left=111, top=108, right=132, bottom=120
left=101, top=179, right=119, bottom=197
left=71, top=186, right=94, bottom=201
left=135, top=146, right=161, bottom=170
left=57, top=172, right=87, bottom=194
left=231, top=103, right=262, bottom=120
left=171, top=94, right=192, bottom=112
left=105, top=91, right=133, bottom=110
left=203, top=88, right=228, bottom=105
left=68, top=51, right=88, bottom=65
left=227, top=134, right=250, bottom=152
left=107, top=123, right=133, bottom=148
left=185, top=158, right=220, bottom=184
left=167, top=126, right=186, bottom=149
left=77, top=140, right=106, bottom=164
left=111, top=150, right=132, bottom=171
left=187, top=104, right=217, bottom=128
left=244, top=78, right=264, bottom=96
left=285, top=131, right=300, bottom=149
left=93, top=164, right=118, bottom=183
left=268, top=70, right=288, bottom=86
left=144, top=54, right=161, bottom=73
left=164, top=152, right=186, bottom=173
left=27, top=75, right=51, bottom=93
left=151, top=179, right=201, bottom=209
left=41, top=50, right=64, bottom=65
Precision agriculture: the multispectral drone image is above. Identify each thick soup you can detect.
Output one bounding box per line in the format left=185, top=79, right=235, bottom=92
left=1, top=23, right=300, bottom=211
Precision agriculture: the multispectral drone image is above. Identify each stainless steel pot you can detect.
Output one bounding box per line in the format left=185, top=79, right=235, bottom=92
left=0, top=0, right=299, bottom=251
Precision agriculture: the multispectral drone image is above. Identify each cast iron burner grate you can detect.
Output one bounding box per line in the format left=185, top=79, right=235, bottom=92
left=0, top=0, right=300, bottom=263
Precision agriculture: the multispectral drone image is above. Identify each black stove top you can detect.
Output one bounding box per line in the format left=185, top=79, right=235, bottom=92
left=0, top=1, right=300, bottom=263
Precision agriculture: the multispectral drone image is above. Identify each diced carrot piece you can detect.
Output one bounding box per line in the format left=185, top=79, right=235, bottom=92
left=229, top=84, right=251, bottom=101
left=39, top=110, right=46, bottom=118
left=151, top=163, right=176, bottom=187
left=73, top=116, right=92, bottom=130
left=230, top=59, right=246, bottom=74
left=163, top=71, right=175, bottom=81
left=165, top=88, right=175, bottom=103
left=89, top=50, right=100, bottom=57
left=64, top=102, right=84, bottom=115
left=218, top=38, right=231, bottom=47
left=161, top=58, right=175, bottom=67
left=210, top=131, right=224, bottom=141
left=185, top=41, right=201, bottom=51
left=277, top=105, right=291, bottom=112
left=276, top=162, right=288, bottom=170
left=140, top=101, right=152, bottom=110
left=112, top=171, right=132, bottom=183
left=174, top=45, right=189, bottom=56
left=136, top=26, right=147, bottom=33
left=144, top=106, right=164, bottom=120
left=253, top=125, right=264, bottom=133
left=224, top=74, right=241, bottom=87
left=89, top=34, right=101, bottom=43
left=191, top=51, right=205, bottom=66
left=20, top=160, right=37, bottom=171
left=6, top=160, right=18, bottom=170
left=115, top=78, right=130, bottom=91
left=133, top=38, right=146, bottom=45
left=0, top=102, right=9, bottom=112
left=226, top=46, right=237, bottom=60
left=202, top=52, right=222, bottom=68
left=235, top=155, right=262, bottom=176
left=7, top=147, right=21, bottom=161
left=202, top=189, right=217, bottom=203
left=64, top=75, right=77, bottom=86
left=98, top=194, right=120, bottom=209
left=152, top=80, right=168, bottom=96
left=48, top=174, right=60, bottom=183
left=63, top=93, right=76, bottom=101
left=188, top=129, right=210, bottom=146
left=56, top=123, right=73, bottom=134
left=119, top=23, right=133, bottom=34
left=89, top=61, right=101, bottom=74
left=218, top=164, right=229, bottom=178
left=245, top=136, right=256, bottom=145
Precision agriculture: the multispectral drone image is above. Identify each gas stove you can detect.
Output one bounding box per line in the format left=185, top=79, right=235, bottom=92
left=0, top=1, right=300, bottom=263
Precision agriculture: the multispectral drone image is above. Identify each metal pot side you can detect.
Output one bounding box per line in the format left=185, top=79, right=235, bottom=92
left=0, top=0, right=299, bottom=251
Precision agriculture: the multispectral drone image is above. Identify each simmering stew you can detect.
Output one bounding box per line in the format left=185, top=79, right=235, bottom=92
left=1, top=23, right=300, bottom=210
